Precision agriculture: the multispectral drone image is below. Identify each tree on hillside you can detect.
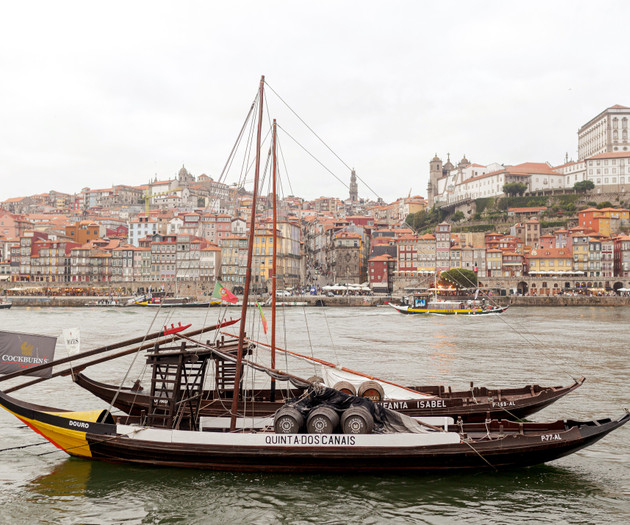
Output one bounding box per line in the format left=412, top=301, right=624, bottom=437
left=597, top=201, right=613, bottom=209
left=451, top=210, right=465, bottom=222
left=405, top=206, right=447, bottom=232
left=503, top=182, right=527, bottom=196
left=440, top=268, right=477, bottom=289
left=574, top=180, right=594, bottom=192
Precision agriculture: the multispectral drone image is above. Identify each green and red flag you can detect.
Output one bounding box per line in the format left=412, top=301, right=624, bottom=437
left=212, top=281, right=238, bottom=304
left=256, top=302, right=268, bottom=334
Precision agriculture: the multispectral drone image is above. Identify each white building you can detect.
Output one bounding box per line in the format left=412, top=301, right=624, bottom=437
left=128, top=216, right=160, bottom=247
left=578, top=104, right=630, bottom=161
left=553, top=160, right=587, bottom=187
left=434, top=162, right=566, bottom=206
left=200, top=245, right=221, bottom=282
left=583, top=152, right=630, bottom=194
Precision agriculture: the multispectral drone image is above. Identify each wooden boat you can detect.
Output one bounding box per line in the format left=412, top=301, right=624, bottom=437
left=85, top=298, right=126, bottom=307
left=133, top=295, right=220, bottom=308
left=0, top=383, right=627, bottom=472
left=0, top=300, right=11, bottom=310
left=389, top=293, right=508, bottom=315
left=0, top=76, right=626, bottom=474
left=72, top=364, right=585, bottom=422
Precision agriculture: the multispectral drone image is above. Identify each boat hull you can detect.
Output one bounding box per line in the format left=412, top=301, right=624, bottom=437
left=73, top=372, right=584, bottom=422
left=389, top=303, right=509, bottom=315
left=1, top=391, right=627, bottom=473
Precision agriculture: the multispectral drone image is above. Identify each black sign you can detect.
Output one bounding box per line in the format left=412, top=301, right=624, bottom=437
left=0, top=330, right=57, bottom=378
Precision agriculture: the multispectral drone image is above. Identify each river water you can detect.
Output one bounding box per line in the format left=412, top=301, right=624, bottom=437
left=0, top=305, right=628, bottom=524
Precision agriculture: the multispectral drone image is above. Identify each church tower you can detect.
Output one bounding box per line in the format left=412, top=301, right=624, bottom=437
left=178, top=164, right=195, bottom=186
left=427, top=154, right=442, bottom=206
left=349, top=169, right=358, bottom=202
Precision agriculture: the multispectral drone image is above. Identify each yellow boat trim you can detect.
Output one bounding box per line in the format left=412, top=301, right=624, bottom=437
left=48, top=410, right=109, bottom=423
left=4, top=407, right=94, bottom=458
left=407, top=308, right=484, bottom=314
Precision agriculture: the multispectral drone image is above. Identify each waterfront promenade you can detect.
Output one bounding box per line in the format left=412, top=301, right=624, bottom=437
left=4, top=293, right=630, bottom=308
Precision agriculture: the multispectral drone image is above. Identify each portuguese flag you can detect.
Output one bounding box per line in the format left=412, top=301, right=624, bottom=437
left=212, top=281, right=238, bottom=304
left=256, top=302, right=268, bottom=334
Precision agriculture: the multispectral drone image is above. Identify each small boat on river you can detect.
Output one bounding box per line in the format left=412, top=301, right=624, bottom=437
left=133, top=294, right=220, bottom=308
left=0, top=299, right=12, bottom=310
left=389, top=293, right=508, bottom=315
left=85, top=298, right=126, bottom=307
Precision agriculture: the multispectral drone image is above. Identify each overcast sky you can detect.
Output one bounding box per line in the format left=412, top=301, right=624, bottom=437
left=1, top=1, right=629, bottom=204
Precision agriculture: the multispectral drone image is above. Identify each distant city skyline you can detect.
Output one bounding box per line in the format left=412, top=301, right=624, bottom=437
left=1, top=1, right=629, bottom=203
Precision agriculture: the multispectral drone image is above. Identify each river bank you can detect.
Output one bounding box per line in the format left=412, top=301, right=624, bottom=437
left=4, top=294, right=630, bottom=307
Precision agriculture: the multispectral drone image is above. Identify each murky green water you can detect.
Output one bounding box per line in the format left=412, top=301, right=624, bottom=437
left=0, top=306, right=628, bottom=524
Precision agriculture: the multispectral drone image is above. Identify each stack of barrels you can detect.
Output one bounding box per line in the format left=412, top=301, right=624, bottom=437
left=273, top=380, right=386, bottom=435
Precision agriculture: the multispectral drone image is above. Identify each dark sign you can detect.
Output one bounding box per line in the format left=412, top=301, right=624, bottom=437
left=0, top=330, right=57, bottom=378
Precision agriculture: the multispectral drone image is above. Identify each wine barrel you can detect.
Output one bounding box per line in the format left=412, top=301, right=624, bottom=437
left=306, top=406, right=340, bottom=434
left=341, top=406, right=374, bottom=435
left=274, top=406, right=304, bottom=434
left=357, top=380, right=385, bottom=402
left=332, top=380, right=356, bottom=396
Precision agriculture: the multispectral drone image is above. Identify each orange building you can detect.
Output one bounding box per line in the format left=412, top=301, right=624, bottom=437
left=65, top=221, right=103, bottom=245
left=578, top=207, right=629, bottom=237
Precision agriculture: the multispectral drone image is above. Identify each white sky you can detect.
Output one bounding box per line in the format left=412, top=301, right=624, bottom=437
left=1, top=1, right=629, bottom=204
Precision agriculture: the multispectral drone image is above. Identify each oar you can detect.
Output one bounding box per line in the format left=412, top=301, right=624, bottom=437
left=0, top=318, right=239, bottom=386
left=220, top=330, right=431, bottom=397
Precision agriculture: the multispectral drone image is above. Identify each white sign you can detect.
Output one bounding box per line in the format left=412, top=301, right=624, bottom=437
left=62, top=328, right=80, bottom=356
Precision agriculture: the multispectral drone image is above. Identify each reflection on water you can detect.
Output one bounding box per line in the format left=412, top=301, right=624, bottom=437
left=0, top=306, right=629, bottom=524
left=22, top=458, right=622, bottom=524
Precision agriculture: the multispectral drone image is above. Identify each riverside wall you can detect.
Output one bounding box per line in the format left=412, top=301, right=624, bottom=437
left=4, top=278, right=630, bottom=307
left=5, top=294, right=630, bottom=308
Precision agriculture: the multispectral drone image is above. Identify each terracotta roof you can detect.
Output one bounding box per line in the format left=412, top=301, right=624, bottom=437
left=368, top=254, right=395, bottom=262
left=508, top=206, right=547, bottom=213
left=553, top=160, right=582, bottom=169
left=587, top=152, right=630, bottom=160
left=396, top=234, right=419, bottom=241
left=460, top=162, right=563, bottom=185
left=597, top=207, right=629, bottom=213
left=527, top=247, right=572, bottom=259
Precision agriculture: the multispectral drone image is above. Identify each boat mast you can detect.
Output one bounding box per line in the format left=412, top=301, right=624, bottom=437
left=230, top=75, right=265, bottom=431
left=270, top=119, right=278, bottom=401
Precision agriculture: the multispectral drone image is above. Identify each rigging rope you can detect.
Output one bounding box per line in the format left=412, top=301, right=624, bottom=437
left=276, top=125, right=349, bottom=191
left=106, top=305, right=164, bottom=416
left=301, top=307, right=319, bottom=378
left=440, top=266, right=584, bottom=383
left=322, top=308, right=341, bottom=367
left=0, top=441, right=49, bottom=453
left=265, top=83, right=381, bottom=199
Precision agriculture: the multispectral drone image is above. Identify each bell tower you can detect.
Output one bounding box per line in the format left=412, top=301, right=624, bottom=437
left=428, top=154, right=442, bottom=206
left=349, top=169, right=358, bottom=202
